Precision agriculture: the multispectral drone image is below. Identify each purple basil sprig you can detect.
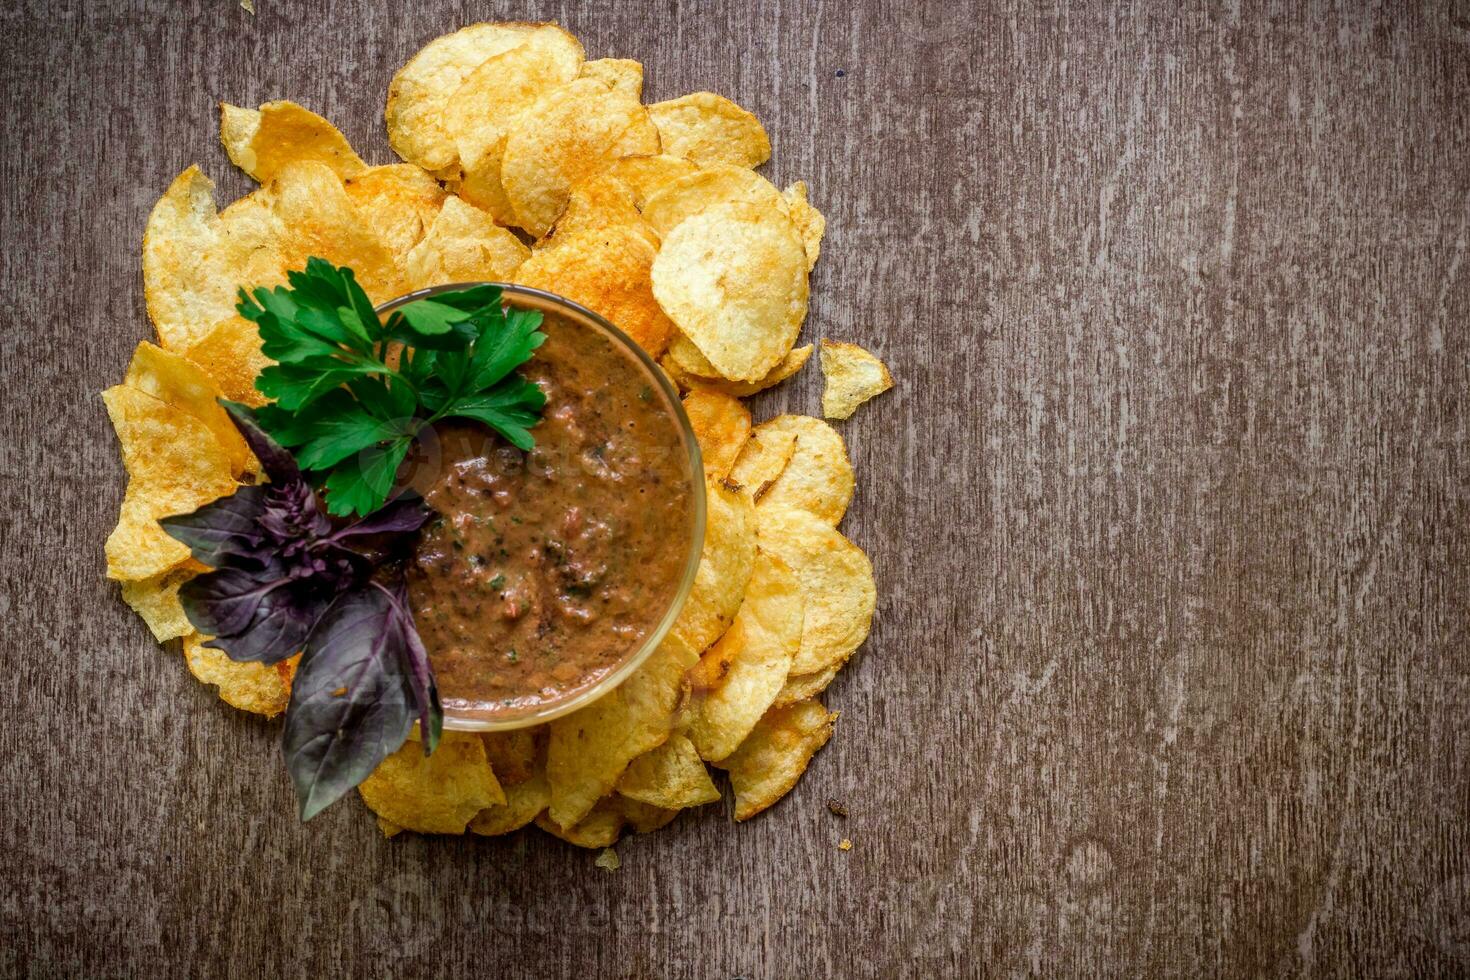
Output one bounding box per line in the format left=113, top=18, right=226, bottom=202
left=160, top=402, right=440, bottom=821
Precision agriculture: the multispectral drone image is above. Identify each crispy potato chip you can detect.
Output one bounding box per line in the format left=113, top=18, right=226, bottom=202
left=642, top=164, right=786, bottom=238
left=772, top=663, right=841, bottom=708
left=120, top=561, right=204, bottom=642
left=219, top=100, right=368, bottom=184
left=469, top=770, right=550, bottom=836
left=480, top=728, right=540, bottom=787
left=728, top=427, right=798, bottom=502
left=619, top=797, right=680, bottom=833
left=359, top=732, right=506, bottom=835
left=616, top=734, right=721, bottom=808
left=513, top=224, right=673, bottom=356
left=103, top=386, right=237, bottom=581
left=182, top=632, right=291, bottom=717
left=650, top=202, right=809, bottom=381
left=715, top=698, right=834, bottom=821
left=662, top=343, right=813, bottom=398
left=821, top=340, right=894, bottom=419
left=688, top=552, right=802, bottom=761
left=535, top=795, right=624, bottom=848
left=683, top=390, right=751, bottom=481
left=756, top=508, right=875, bottom=676
left=270, top=161, right=406, bottom=303
left=545, top=171, right=652, bottom=245
left=603, top=154, right=700, bottom=208
left=580, top=58, right=643, bottom=98
left=545, top=632, right=699, bottom=828
left=405, top=196, right=530, bottom=289
left=343, top=164, right=448, bottom=269
left=783, top=181, right=826, bottom=270
left=647, top=92, right=771, bottom=169
left=671, top=479, right=757, bottom=653
left=123, top=342, right=250, bottom=476
left=386, top=21, right=572, bottom=176
left=500, top=78, right=661, bottom=237
left=751, top=415, right=854, bottom=526
left=182, top=317, right=271, bottom=408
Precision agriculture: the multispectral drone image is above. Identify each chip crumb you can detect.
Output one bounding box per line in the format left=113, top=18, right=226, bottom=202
left=838, top=838, right=853, bottom=851
left=239, top=0, right=254, bottom=13
left=819, top=340, right=893, bottom=420
left=826, top=798, right=849, bottom=818
left=595, top=847, right=621, bottom=871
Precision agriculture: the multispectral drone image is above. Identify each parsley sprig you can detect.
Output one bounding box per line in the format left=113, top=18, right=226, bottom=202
left=242, top=258, right=546, bottom=516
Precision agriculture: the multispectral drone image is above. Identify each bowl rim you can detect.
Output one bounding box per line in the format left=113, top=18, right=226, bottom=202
left=375, top=282, right=706, bottom=732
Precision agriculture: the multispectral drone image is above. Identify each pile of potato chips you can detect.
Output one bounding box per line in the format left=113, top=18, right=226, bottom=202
left=106, top=21, right=890, bottom=846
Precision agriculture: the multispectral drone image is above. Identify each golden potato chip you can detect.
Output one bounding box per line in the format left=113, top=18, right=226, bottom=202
left=536, top=796, right=637, bottom=848
left=270, top=161, right=406, bottom=303
left=756, top=508, right=875, bottom=676
left=182, top=632, right=291, bottom=717
left=512, top=224, right=673, bottom=356
left=688, top=552, right=802, bottom=761
left=727, top=427, right=798, bottom=502
left=647, top=92, right=771, bottom=169
left=343, top=164, right=448, bottom=268
left=662, top=343, right=813, bottom=398
left=671, top=479, right=757, bottom=653
left=219, top=100, right=367, bottom=184
left=143, top=168, right=240, bottom=351
left=500, top=78, right=661, bottom=237
left=603, top=154, right=699, bottom=207
left=619, top=797, right=679, bottom=834
left=772, top=663, right=840, bottom=708
left=404, top=196, right=530, bottom=289
left=182, top=317, right=271, bottom=408
left=480, top=728, right=541, bottom=787
left=616, top=734, right=721, bottom=808
left=750, top=415, right=854, bottom=525
left=545, top=632, right=698, bottom=828
left=783, top=181, right=825, bottom=270
left=715, top=698, right=834, bottom=821
left=120, top=561, right=204, bottom=642
left=385, top=21, right=571, bottom=176
left=650, top=202, right=809, bottom=381
left=123, top=341, right=250, bottom=477
left=469, top=770, right=550, bottom=836
left=580, top=58, right=643, bottom=98
left=821, top=340, right=894, bottom=420
left=641, top=164, right=786, bottom=238
left=545, top=171, right=652, bottom=245
left=683, top=390, right=751, bottom=481
left=359, top=732, right=506, bottom=835
left=103, top=386, right=237, bottom=581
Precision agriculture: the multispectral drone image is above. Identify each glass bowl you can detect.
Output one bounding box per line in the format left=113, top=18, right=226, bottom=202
left=375, top=283, right=706, bottom=732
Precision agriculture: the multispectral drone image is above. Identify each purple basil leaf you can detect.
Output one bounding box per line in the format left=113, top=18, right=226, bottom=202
left=220, top=400, right=302, bottom=483
left=386, top=578, right=442, bottom=752
left=282, top=583, right=433, bottom=820
left=178, top=567, right=330, bottom=665
left=330, top=493, right=433, bottom=541
left=159, top=485, right=271, bottom=567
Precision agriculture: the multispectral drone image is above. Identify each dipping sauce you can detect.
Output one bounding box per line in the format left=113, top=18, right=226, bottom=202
left=405, top=302, right=698, bottom=721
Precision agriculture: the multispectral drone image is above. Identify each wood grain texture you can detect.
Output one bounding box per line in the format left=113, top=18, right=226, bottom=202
left=2, top=1, right=1468, bottom=976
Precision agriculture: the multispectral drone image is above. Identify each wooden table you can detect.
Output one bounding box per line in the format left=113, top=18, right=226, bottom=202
left=3, top=1, right=1467, bottom=976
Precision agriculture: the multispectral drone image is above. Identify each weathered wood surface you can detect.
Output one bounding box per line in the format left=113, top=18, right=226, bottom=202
left=2, top=1, right=1468, bottom=976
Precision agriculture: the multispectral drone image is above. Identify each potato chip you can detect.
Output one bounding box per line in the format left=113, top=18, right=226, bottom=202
left=756, top=508, right=876, bottom=676
left=182, top=632, right=291, bottom=717
left=820, top=340, right=894, bottom=419
left=603, top=154, right=699, bottom=207
left=142, top=167, right=242, bottom=351
left=683, top=390, right=751, bottom=481
left=269, top=161, right=406, bottom=303
left=103, top=386, right=237, bottom=581
left=359, top=732, right=506, bottom=834
left=783, top=181, right=826, bottom=270
left=479, top=728, right=541, bottom=787
left=671, top=478, right=757, bottom=653
left=535, top=795, right=624, bottom=848
left=687, top=552, right=802, bottom=761
left=772, top=663, right=841, bottom=708
left=750, top=415, right=854, bottom=525
left=715, top=698, right=834, bottom=821
left=545, top=632, right=698, bottom=828
left=617, top=734, right=721, bottom=808
left=343, top=164, right=448, bottom=269
left=404, top=196, right=530, bottom=289
left=650, top=202, right=809, bottom=381
left=641, top=164, right=786, bottom=238
left=385, top=21, right=571, bottom=176
left=120, top=561, right=204, bottom=642
left=182, top=317, right=271, bottom=408
left=647, top=92, right=771, bottom=169
left=469, top=770, right=550, bottom=836
left=512, top=224, right=673, bottom=356
left=580, top=58, right=643, bottom=98
left=123, top=342, right=251, bottom=477
left=544, top=171, right=652, bottom=246
left=662, top=343, right=813, bottom=398
left=619, top=797, right=679, bottom=834
left=219, top=100, right=367, bottom=184
left=727, top=427, right=798, bottom=502
left=500, top=78, right=661, bottom=237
